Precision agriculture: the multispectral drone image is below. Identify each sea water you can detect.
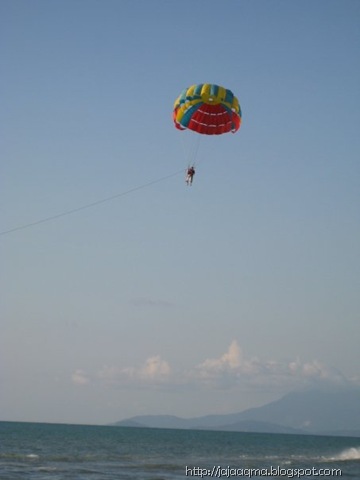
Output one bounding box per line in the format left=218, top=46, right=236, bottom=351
left=0, top=421, right=359, bottom=479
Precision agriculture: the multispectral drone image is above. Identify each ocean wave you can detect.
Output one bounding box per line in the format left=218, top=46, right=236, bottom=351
left=36, top=466, right=58, bottom=472
left=327, top=447, right=360, bottom=462
left=26, top=454, right=39, bottom=459
left=0, top=452, right=40, bottom=461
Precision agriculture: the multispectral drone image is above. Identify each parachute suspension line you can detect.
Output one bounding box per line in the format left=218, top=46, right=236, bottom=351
left=180, top=133, right=201, bottom=169
left=190, top=134, right=201, bottom=168
left=0, top=169, right=184, bottom=236
left=180, top=132, right=188, bottom=162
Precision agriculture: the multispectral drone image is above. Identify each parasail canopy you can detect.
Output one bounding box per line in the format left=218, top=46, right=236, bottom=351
left=173, top=83, right=241, bottom=135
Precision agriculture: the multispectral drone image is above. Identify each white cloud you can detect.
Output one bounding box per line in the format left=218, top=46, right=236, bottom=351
left=71, top=369, right=90, bottom=385
left=199, top=340, right=242, bottom=370
left=288, top=358, right=347, bottom=384
left=91, top=341, right=353, bottom=393
left=195, top=340, right=261, bottom=379
left=139, top=355, right=171, bottom=378
left=97, top=355, right=171, bottom=385
left=191, top=341, right=349, bottom=390
left=97, top=365, right=122, bottom=383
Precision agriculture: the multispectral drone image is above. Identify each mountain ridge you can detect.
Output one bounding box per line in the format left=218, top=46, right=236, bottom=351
left=112, top=388, right=360, bottom=437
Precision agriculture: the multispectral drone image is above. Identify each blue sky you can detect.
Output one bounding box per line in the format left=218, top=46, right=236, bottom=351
left=2, top=0, right=360, bottom=424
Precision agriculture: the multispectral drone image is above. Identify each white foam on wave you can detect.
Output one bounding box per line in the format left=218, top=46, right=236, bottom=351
left=26, top=454, right=39, bottom=459
left=328, top=447, right=360, bottom=461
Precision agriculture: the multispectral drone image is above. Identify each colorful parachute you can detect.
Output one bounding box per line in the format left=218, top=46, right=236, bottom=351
left=173, top=83, right=241, bottom=135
